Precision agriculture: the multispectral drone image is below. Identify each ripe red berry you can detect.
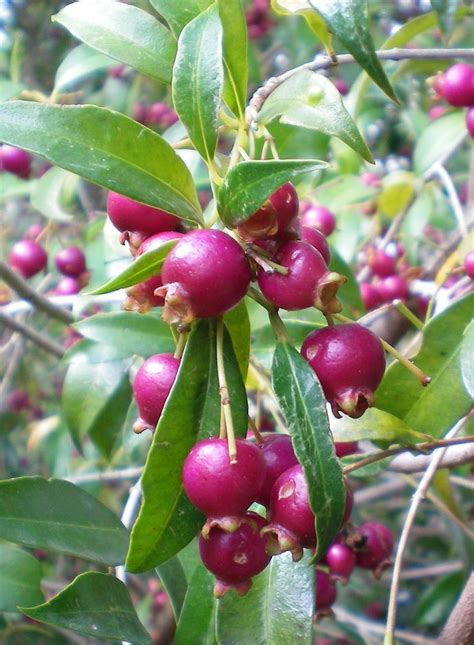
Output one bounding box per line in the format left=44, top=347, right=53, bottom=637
left=333, top=78, right=349, bottom=95
left=335, top=441, right=358, bottom=458
left=367, top=249, right=396, bottom=278
left=378, top=275, right=409, bottom=302
left=257, top=241, right=345, bottom=313
left=463, top=250, right=474, bottom=278
left=301, top=323, right=385, bottom=418
left=315, top=569, right=337, bottom=611
left=107, top=191, right=180, bottom=236
left=237, top=183, right=298, bottom=240
left=355, top=522, right=394, bottom=573
left=299, top=205, right=336, bottom=237
left=360, top=282, right=381, bottom=311
left=441, top=63, right=474, bottom=107
left=182, top=438, right=266, bottom=531
left=0, top=145, right=32, bottom=179
left=159, top=230, right=252, bottom=323
left=8, top=240, right=48, bottom=278
left=54, top=246, right=87, bottom=278
left=466, top=107, right=474, bottom=139
left=132, top=353, right=180, bottom=433
left=54, top=276, right=81, bottom=296
left=323, top=542, right=356, bottom=583
left=299, top=226, right=331, bottom=264
left=256, top=433, right=298, bottom=507
left=199, top=512, right=271, bottom=597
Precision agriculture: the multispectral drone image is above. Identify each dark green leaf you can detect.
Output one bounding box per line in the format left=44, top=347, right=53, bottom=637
left=331, top=408, right=429, bottom=444
left=30, top=167, right=77, bottom=222
left=216, top=551, right=314, bottom=644
left=218, top=0, right=248, bottom=120
left=175, top=564, right=217, bottom=645
left=0, top=625, right=68, bottom=645
left=272, top=343, right=345, bottom=560
left=74, top=312, right=175, bottom=358
left=0, top=102, right=203, bottom=225
left=224, top=300, right=251, bottom=379
left=218, top=159, right=327, bottom=227
left=150, top=0, right=213, bottom=37
left=173, top=4, right=223, bottom=164
left=126, top=320, right=248, bottom=572
left=20, top=573, right=151, bottom=644
left=413, top=111, right=466, bottom=176
left=412, top=571, right=465, bottom=628
left=53, top=0, right=176, bottom=83
left=308, top=0, right=397, bottom=101
left=0, top=477, right=129, bottom=565
left=0, top=545, right=44, bottom=613
left=89, top=240, right=177, bottom=295
left=376, top=294, right=474, bottom=437
left=156, top=557, right=188, bottom=621
left=54, top=44, right=114, bottom=92
left=461, top=321, right=474, bottom=399
left=257, top=70, right=373, bottom=162
left=431, top=0, right=460, bottom=37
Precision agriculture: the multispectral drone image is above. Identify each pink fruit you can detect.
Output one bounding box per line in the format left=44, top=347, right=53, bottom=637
left=360, top=283, right=381, bottom=311
left=6, top=389, right=31, bottom=413
left=428, top=105, right=447, bottom=121
left=463, top=250, right=474, bottom=278
left=54, top=246, right=86, bottom=277
left=323, top=542, right=356, bottom=582
left=367, top=249, right=396, bottom=278
left=360, top=172, right=381, bottom=188
left=54, top=276, right=81, bottom=296
left=315, top=569, right=337, bottom=610
left=0, top=145, right=32, bottom=178
left=335, top=441, right=358, bottom=458
left=355, top=522, right=394, bottom=572
left=301, top=323, right=385, bottom=418
left=299, top=226, right=331, bottom=264
left=8, top=240, right=48, bottom=278
left=106, top=192, right=180, bottom=236
left=256, top=434, right=298, bottom=507
left=378, top=275, right=409, bottom=302
left=299, top=205, right=336, bottom=237
left=440, top=63, right=474, bottom=108
left=334, top=78, right=349, bottom=95
left=237, top=183, right=299, bottom=240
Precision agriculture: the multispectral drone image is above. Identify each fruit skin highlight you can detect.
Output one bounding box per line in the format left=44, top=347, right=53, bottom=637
left=8, top=240, right=48, bottom=279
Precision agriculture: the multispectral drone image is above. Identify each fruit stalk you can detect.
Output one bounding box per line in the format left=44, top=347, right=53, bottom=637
left=216, top=318, right=237, bottom=462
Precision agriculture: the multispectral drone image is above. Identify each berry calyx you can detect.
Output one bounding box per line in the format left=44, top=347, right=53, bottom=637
left=106, top=191, right=180, bottom=238
left=354, top=522, right=394, bottom=578
left=301, top=323, right=385, bottom=418
left=257, top=241, right=346, bottom=313
left=8, top=240, right=48, bottom=279
left=237, top=183, right=299, bottom=241
left=159, top=230, right=252, bottom=324
left=440, top=63, right=474, bottom=108
left=54, top=246, right=87, bottom=278
left=256, top=433, right=299, bottom=507
left=132, top=353, right=180, bottom=433
left=323, top=542, right=356, bottom=584
left=182, top=438, right=266, bottom=534
left=199, top=512, right=271, bottom=597
left=0, top=145, right=32, bottom=179
left=299, top=205, right=336, bottom=237
left=463, top=250, right=474, bottom=278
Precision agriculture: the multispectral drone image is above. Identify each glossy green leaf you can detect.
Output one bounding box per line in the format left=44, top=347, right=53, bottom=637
left=156, top=557, right=188, bottom=621
left=376, top=294, right=474, bottom=437
left=63, top=338, right=130, bottom=365
left=329, top=247, right=363, bottom=314
left=272, top=342, right=345, bottom=560
left=308, top=0, right=397, bottom=101
left=216, top=551, right=314, bottom=644
left=218, top=159, right=327, bottom=227
left=150, top=0, right=213, bottom=37
left=175, top=564, right=216, bottom=645
left=30, top=167, right=77, bottom=222
left=413, top=111, right=467, bottom=176
left=20, top=573, right=151, bottom=644
left=0, top=477, right=129, bottom=565
left=54, top=44, right=113, bottom=92
left=63, top=359, right=132, bottom=458
left=257, top=70, right=373, bottom=163
left=331, top=408, right=430, bottom=444
left=173, top=4, right=223, bottom=164
left=224, top=300, right=251, bottom=379
left=53, top=0, right=176, bottom=84
left=90, top=240, right=177, bottom=295
left=126, top=320, right=248, bottom=572
left=461, top=321, right=474, bottom=399
left=431, top=0, right=460, bottom=37
left=0, top=79, right=24, bottom=102
left=218, top=0, right=248, bottom=120
left=0, top=545, right=44, bottom=613
left=74, top=312, right=174, bottom=358
left=271, top=1, right=333, bottom=53
left=0, top=102, right=203, bottom=225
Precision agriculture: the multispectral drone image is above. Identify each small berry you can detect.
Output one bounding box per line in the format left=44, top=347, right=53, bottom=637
left=323, top=542, right=356, bottom=583
left=299, top=205, right=336, bottom=237
left=54, top=276, right=81, bottom=296
left=355, top=522, right=394, bottom=575
left=360, top=283, right=381, bottom=311
left=333, top=78, right=349, bottom=95
left=315, top=569, right=337, bottom=611
left=301, top=323, right=385, bottom=418
left=378, top=275, right=409, bottom=302
left=256, top=433, right=299, bottom=507
left=463, top=250, right=474, bottom=278
left=0, top=145, right=32, bottom=178
left=428, top=105, right=446, bottom=121
left=6, top=389, right=31, bottom=413
left=335, top=441, right=358, bottom=458
left=299, top=226, right=331, bottom=264
left=8, top=240, right=48, bottom=278
left=441, top=63, right=474, bottom=108
left=367, top=249, right=396, bottom=278
left=132, top=353, right=180, bottom=433
left=466, top=107, right=474, bottom=139
left=199, top=512, right=271, bottom=597
left=237, top=183, right=298, bottom=240
left=55, top=246, right=86, bottom=278
left=107, top=192, right=180, bottom=236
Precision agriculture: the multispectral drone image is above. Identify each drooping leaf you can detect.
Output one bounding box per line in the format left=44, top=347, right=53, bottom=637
left=308, top=0, right=397, bottom=101
left=0, top=477, right=129, bottom=565
left=224, top=300, right=251, bottom=379
left=460, top=320, right=474, bottom=399
left=20, top=573, right=151, bottom=644
left=413, top=111, right=467, bottom=176
left=89, top=239, right=177, bottom=295
left=175, top=564, right=217, bottom=645
left=53, top=0, right=176, bottom=83
left=126, top=320, right=248, bottom=572
left=173, top=4, right=223, bottom=164
left=30, top=167, right=78, bottom=222
left=156, top=557, right=188, bottom=621
left=376, top=294, right=474, bottom=437
left=272, top=342, right=345, bottom=560
left=149, top=0, right=213, bottom=37
left=271, top=1, right=333, bottom=54
left=431, top=0, right=460, bottom=37
left=216, top=551, right=314, bottom=644
left=0, top=102, right=203, bottom=224
left=218, top=159, right=327, bottom=227
left=0, top=545, right=44, bottom=613
left=331, top=408, right=430, bottom=444
left=218, top=0, right=248, bottom=120
left=54, top=44, right=114, bottom=92
left=257, top=70, right=373, bottom=162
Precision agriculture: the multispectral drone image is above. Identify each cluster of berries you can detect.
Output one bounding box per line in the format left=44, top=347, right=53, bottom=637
left=432, top=62, right=474, bottom=138
left=132, top=101, right=178, bottom=130
left=245, top=0, right=274, bottom=40
left=359, top=245, right=411, bottom=311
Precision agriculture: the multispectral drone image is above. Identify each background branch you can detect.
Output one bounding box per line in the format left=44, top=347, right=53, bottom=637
left=0, top=310, right=64, bottom=358
left=436, top=572, right=474, bottom=645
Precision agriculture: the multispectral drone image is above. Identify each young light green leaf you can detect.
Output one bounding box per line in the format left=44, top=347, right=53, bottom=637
left=53, top=0, right=176, bottom=84
left=331, top=408, right=430, bottom=444
left=30, top=167, right=78, bottom=222
left=413, top=111, right=467, bottom=175
left=308, top=0, right=397, bottom=101
left=54, top=44, right=114, bottom=92
left=150, top=0, right=213, bottom=37
left=216, top=551, right=314, bottom=644
left=271, top=1, right=333, bottom=54
left=173, top=4, right=223, bottom=164
left=89, top=239, right=177, bottom=295
left=0, top=478, right=129, bottom=565
left=272, top=342, right=345, bottom=560
left=218, top=159, right=327, bottom=227
left=218, top=0, right=248, bottom=120
left=0, top=174, right=34, bottom=204
left=257, top=70, right=373, bottom=162
left=0, top=545, right=44, bottom=613
left=20, top=573, right=151, bottom=644
left=0, top=102, right=203, bottom=224
left=460, top=321, right=474, bottom=399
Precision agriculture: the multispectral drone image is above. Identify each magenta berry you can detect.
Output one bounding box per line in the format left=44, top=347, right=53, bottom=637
left=378, top=275, right=409, bottom=302
left=7, top=389, right=31, bottom=414
left=301, top=323, right=385, bottom=418
left=355, top=522, right=394, bottom=574
left=256, top=434, right=298, bottom=507
left=323, top=542, right=356, bottom=583
left=257, top=241, right=345, bottom=313
left=299, top=205, right=336, bottom=237
left=367, top=249, right=396, bottom=278
left=182, top=438, right=265, bottom=531
left=54, top=276, right=81, bottom=296
left=237, top=182, right=298, bottom=240
left=132, top=353, right=180, bottom=433
left=159, top=230, right=252, bottom=323
left=360, top=282, right=381, bottom=311
left=466, top=107, right=474, bottom=139
left=315, top=569, right=337, bottom=611
left=333, top=78, right=349, bottom=95
left=463, top=250, right=474, bottom=278
left=8, top=240, right=48, bottom=279
left=299, top=226, right=331, bottom=264
left=124, top=231, right=183, bottom=312
left=0, top=145, right=32, bottom=179
left=335, top=441, right=358, bottom=458
left=360, top=172, right=381, bottom=188
left=199, top=512, right=271, bottom=597
left=106, top=191, right=180, bottom=236
left=55, top=246, right=87, bottom=278
left=440, top=63, right=474, bottom=108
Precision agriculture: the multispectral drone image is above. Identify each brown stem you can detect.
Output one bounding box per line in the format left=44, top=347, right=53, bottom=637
left=436, top=572, right=474, bottom=645
left=0, top=310, right=64, bottom=358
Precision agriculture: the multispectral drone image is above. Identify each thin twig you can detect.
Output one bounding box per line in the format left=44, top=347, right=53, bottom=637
left=115, top=478, right=142, bottom=587
left=450, top=475, right=474, bottom=491
left=2, top=289, right=125, bottom=317
left=0, top=310, right=64, bottom=358
left=216, top=317, right=237, bottom=461
left=65, top=466, right=144, bottom=484
left=431, top=163, right=468, bottom=237
left=400, top=561, right=464, bottom=580
left=390, top=442, right=474, bottom=472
